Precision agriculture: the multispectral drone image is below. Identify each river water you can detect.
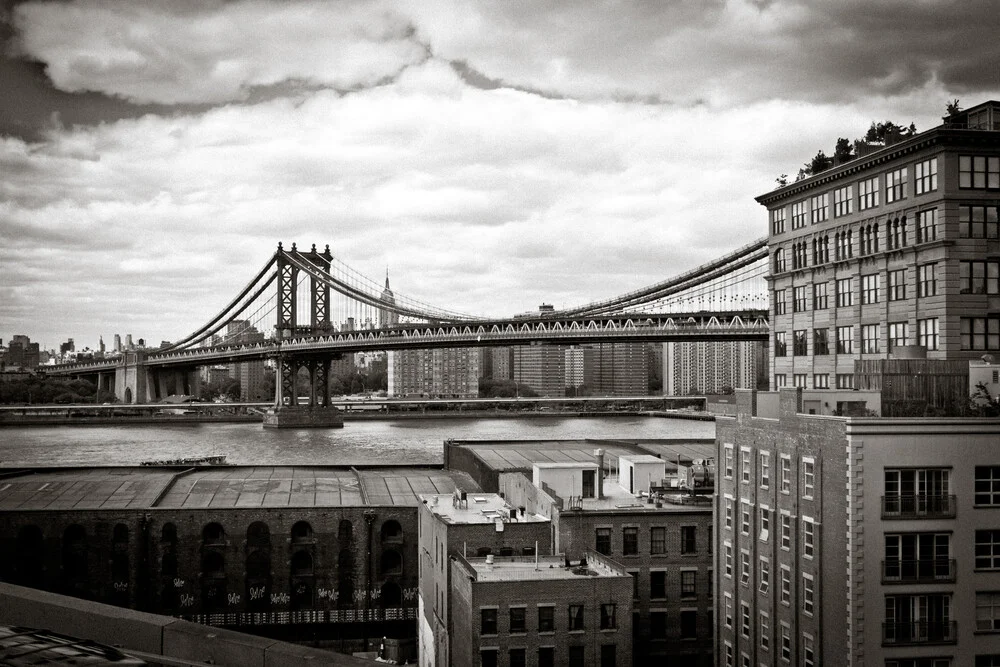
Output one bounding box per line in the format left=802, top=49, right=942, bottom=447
left=0, top=416, right=714, bottom=467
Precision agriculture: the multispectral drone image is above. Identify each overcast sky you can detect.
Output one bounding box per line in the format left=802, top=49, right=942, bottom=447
left=2, top=0, right=998, bottom=350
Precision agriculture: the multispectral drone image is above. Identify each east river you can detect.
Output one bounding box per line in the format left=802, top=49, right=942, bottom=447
left=0, top=415, right=714, bottom=467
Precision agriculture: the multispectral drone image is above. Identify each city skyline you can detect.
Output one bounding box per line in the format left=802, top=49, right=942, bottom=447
left=2, top=1, right=999, bottom=350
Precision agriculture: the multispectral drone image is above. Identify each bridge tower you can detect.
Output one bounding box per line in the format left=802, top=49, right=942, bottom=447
left=265, top=243, right=344, bottom=428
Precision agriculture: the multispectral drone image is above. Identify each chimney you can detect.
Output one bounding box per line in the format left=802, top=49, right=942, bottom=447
left=594, top=449, right=605, bottom=499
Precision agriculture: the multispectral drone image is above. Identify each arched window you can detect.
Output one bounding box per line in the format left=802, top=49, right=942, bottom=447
left=338, top=520, right=353, bottom=544
left=291, top=550, right=313, bottom=577
left=380, top=520, right=402, bottom=542
left=380, top=549, right=402, bottom=576
left=247, top=522, right=270, bottom=548
left=773, top=248, right=786, bottom=273
left=202, top=522, right=225, bottom=545
left=291, top=521, right=313, bottom=544
left=246, top=550, right=271, bottom=612
left=161, top=523, right=177, bottom=544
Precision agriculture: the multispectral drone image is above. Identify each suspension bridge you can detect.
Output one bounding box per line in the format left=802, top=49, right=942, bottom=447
left=48, top=239, right=770, bottom=423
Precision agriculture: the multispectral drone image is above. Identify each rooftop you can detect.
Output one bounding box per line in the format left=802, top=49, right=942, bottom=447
left=0, top=466, right=479, bottom=511
left=420, top=492, right=547, bottom=525
left=465, top=554, right=627, bottom=583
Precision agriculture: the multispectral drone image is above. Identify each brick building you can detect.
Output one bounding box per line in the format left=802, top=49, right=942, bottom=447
left=716, top=387, right=1000, bottom=666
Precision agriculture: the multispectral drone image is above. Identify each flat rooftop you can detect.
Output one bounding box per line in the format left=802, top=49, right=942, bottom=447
left=467, top=555, right=626, bottom=583
left=421, top=493, right=548, bottom=525
left=0, top=466, right=479, bottom=511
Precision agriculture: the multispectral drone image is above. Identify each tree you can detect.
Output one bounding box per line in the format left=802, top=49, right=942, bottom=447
left=833, top=137, right=854, bottom=163
left=775, top=174, right=788, bottom=187
left=809, top=150, right=833, bottom=175
left=945, top=98, right=962, bottom=118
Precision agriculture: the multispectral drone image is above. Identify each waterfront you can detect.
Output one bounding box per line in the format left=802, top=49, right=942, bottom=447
left=0, top=415, right=713, bottom=468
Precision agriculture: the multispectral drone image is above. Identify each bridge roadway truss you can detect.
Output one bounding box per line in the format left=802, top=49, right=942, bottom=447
left=48, top=240, right=770, bottom=410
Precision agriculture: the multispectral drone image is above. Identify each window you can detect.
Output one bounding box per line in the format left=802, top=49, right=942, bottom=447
left=884, top=468, right=951, bottom=517
left=962, top=317, right=1000, bottom=351
left=774, top=248, right=787, bottom=273
left=918, top=263, right=937, bottom=297
left=793, top=286, right=808, bottom=312
left=774, top=289, right=787, bottom=315
left=741, top=447, right=751, bottom=483
left=886, top=166, right=907, bottom=203
left=569, top=647, right=585, bottom=667
left=622, top=527, right=638, bottom=556
left=918, top=318, right=939, bottom=351
left=760, top=611, right=770, bottom=650
left=793, top=330, right=808, bottom=356
left=774, top=373, right=787, bottom=388
left=915, top=158, right=938, bottom=194
left=651, top=570, right=666, bottom=599
left=803, top=633, right=815, bottom=667
left=600, top=645, right=615, bottom=667
left=759, top=506, right=770, bottom=541
left=791, top=201, right=808, bottom=229
left=650, top=526, right=666, bottom=554
left=813, top=328, right=829, bottom=356
left=813, top=282, right=828, bottom=310
left=650, top=611, right=667, bottom=639
left=862, top=324, right=880, bottom=354
left=681, top=526, right=696, bottom=554
left=681, top=569, right=696, bottom=598
left=568, top=604, right=585, bottom=631
left=802, top=519, right=815, bottom=558
left=760, top=451, right=770, bottom=488
left=771, top=208, right=786, bottom=235
left=887, top=269, right=906, bottom=301
left=509, top=649, right=526, bottom=667
left=837, top=326, right=854, bottom=354
left=860, top=222, right=880, bottom=255
left=834, top=185, right=853, bottom=216
left=793, top=374, right=807, bottom=388
left=780, top=624, right=791, bottom=661
left=836, top=277, right=853, bottom=307
left=741, top=550, right=751, bottom=586
left=724, top=445, right=734, bottom=478
left=481, top=608, right=498, bottom=635
left=759, top=557, right=770, bottom=594
left=812, top=235, right=829, bottom=265
left=960, top=155, right=1000, bottom=189
left=977, top=531, right=1000, bottom=570
left=977, top=592, right=1000, bottom=631
left=888, top=321, right=908, bottom=351
left=836, top=229, right=854, bottom=260
left=725, top=498, right=734, bottom=530
left=802, top=573, right=814, bottom=615
left=724, top=592, right=733, bottom=628
left=802, top=458, right=815, bottom=498
left=859, top=176, right=879, bottom=210
left=680, top=609, right=697, bottom=639
left=780, top=566, right=791, bottom=605
left=960, top=204, right=1000, bottom=238
left=836, top=373, right=855, bottom=389
left=884, top=533, right=951, bottom=582
left=600, top=603, right=617, bottom=630
left=861, top=273, right=879, bottom=304
left=960, top=260, right=1000, bottom=294
left=810, top=193, right=828, bottom=223
left=887, top=215, right=908, bottom=249
left=481, top=649, right=498, bottom=667
left=780, top=456, right=791, bottom=494
left=813, top=373, right=829, bottom=389
left=792, top=241, right=808, bottom=269
left=780, top=514, right=791, bottom=550
left=741, top=601, right=751, bottom=638
left=775, top=331, right=787, bottom=357
left=538, top=605, right=554, bottom=632
left=538, top=647, right=554, bottom=667
left=595, top=528, right=611, bottom=555
left=741, top=502, right=751, bottom=535
left=510, top=607, right=526, bottom=634
left=917, top=208, right=937, bottom=242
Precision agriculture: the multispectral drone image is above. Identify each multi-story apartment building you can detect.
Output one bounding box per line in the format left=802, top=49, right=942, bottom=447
left=513, top=345, right=566, bottom=397
left=716, top=387, right=1000, bottom=667
left=664, top=340, right=762, bottom=396
left=388, top=348, right=479, bottom=398
left=589, top=343, right=649, bottom=396
left=760, top=100, right=1000, bottom=393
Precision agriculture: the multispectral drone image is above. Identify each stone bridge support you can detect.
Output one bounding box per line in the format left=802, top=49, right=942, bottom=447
left=113, top=352, right=200, bottom=404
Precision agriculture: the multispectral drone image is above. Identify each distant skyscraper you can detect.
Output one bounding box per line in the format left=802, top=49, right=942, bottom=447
left=388, top=348, right=479, bottom=398
left=589, top=343, right=649, bottom=396
left=99, top=337, right=105, bottom=354
left=513, top=345, right=565, bottom=397
left=125, top=334, right=133, bottom=350
left=379, top=272, right=400, bottom=328
left=664, top=340, right=761, bottom=395
left=113, top=334, right=122, bottom=353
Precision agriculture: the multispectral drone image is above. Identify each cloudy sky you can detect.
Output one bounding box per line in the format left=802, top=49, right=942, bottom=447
left=2, top=0, right=998, bottom=350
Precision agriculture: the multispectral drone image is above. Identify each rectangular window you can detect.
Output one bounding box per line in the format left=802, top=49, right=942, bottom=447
left=681, top=569, right=696, bottom=598
left=977, top=592, right=1000, bottom=631
left=771, top=208, right=786, bottom=235
left=741, top=601, right=751, bottom=638
left=917, top=209, right=937, bottom=243
left=760, top=611, right=770, bottom=650
left=960, top=154, right=1000, bottom=189
left=918, top=318, right=939, bottom=351
left=836, top=373, right=855, bottom=389
left=724, top=444, right=734, bottom=478
left=760, top=452, right=770, bottom=488
left=780, top=624, right=791, bottom=661
left=538, top=648, right=554, bottom=667
left=780, top=566, right=791, bottom=605
left=780, top=514, right=791, bottom=550
left=780, top=456, right=791, bottom=494
left=915, top=157, right=938, bottom=195
left=960, top=260, right=1000, bottom=295
left=741, top=550, right=751, bottom=586
left=481, top=608, right=498, bottom=635
left=862, top=323, right=880, bottom=354
left=509, top=649, right=526, bottom=667
left=960, top=204, right=1000, bottom=238
left=596, top=528, right=611, bottom=555
left=887, top=269, right=906, bottom=301
left=680, top=609, right=697, bottom=639
left=650, top=526, right=666, bottom=554
left=803, top=633, right=815, bottom=667
left=813, top=373, right=829, bottom=389
left=861, top=273, right=879, bottom=304
left=918, top=263, right=937, bottom=297
left=813, top=282, right=828, bottom=310
left=759, top=557, right=770, bottom=594
left=651, top=570, right=666, bottom=599
left=887, top=215, right=907, bottom=249
left=791, top=201, right=808, bottom=229
left=510, top=607, right=526, bottom=634
left=886, top=167, right=908, bottom=203
left=802, top=458, right=815, bottom=498
left=834, top=185, right=853, bottom=217
left=622, top=527, right=638, bottom=556
left=681, top=526, right=696, bottom=554
left=538, top=605, right=555, bottom=632
left=803, top=519, right=815, bottom=558
left=482, top=649, right=498, bottom=667
left=793, top=286, right=808, bottom=312
left=810, top=193, right=828, bottom=224
left=837, top=325, right=854, bottom=354
left=814, top=328, right=829, bottom=355
left=774, top=373, right=787, bottom=388
left=888, top=321, right=908, bottom=351
left=774, top=331, right=786, bottom=357
left=759, top=507, right=770, bottom=541
left=836, top=277, right=853, bottom=307
left=963, top=317, right=1000, bottom=351
left=774, top=289, right=786, bottom=315
left=568, top=604, right=585, bottom=631
left=650, top=611, right=667, bottom=639
left=725, top=498, right=734, bottom=530
left=978, top=467, right=1000, bottom=506
left=793, top=373, right=807, bottom=388
left=977, top=530, right=1000, bottom=570
left=802, top=573, right=814, bottom=615
left=724, top=593, right=733, bottom=628
left=859, top=176, right=879, bottom=210
left=600, top=603, right=617, bottom=630
left=793, top=330, right=808, bottom=356
left=741, top=501, right=751, bottom=535
left=741, top=448, right=751, bottom=484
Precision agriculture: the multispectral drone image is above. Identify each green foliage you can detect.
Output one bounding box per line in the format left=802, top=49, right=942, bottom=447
left=833, top=137, right=854, bottom=162
left=0, top=376, right=114, bottom=404
left=479, top=379, right=539, bottom=398
left=945, top=98, right=962, bottom=117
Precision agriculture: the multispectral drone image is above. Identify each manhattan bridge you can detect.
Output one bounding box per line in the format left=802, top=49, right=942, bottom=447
left=48, top=238, right=770, bottom=417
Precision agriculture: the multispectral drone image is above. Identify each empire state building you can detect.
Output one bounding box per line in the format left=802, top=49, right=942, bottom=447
left=379, top=272, right=399, bottom=328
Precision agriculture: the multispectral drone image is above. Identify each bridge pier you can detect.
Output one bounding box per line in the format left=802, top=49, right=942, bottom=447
left=263, top=354, right=343, bottom=428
